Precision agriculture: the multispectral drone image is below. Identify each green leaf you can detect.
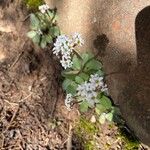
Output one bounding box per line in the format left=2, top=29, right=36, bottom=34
left=96, top=70, right=104, bottom=77
left=27, top=31, right=37, bottom=38
left=30, top=13, right=40, bottom=30
left=99, top=113, right=106, bottom=124
left=100, top=95, right=112, bottom=110
left=66, top=84, right=77, bottom=95
left=53, top=14, right=58, bottom=22
left=45, top=34, right=53, bottom=43
left=47, top=10, right=54, bottom=19
left=64, top=81, right=78, bottom=95
left=75, top=76, right=84, bottom=84
left=78, top=73, right=89, bottom=81
left=61, top=70, right=79, bottom=78
left=111, top=107, right=121, bottom=116
left=72, top=55, right=82, bottom=70
left=36, top=12, right=45, bottom=21
left=81, top=52, right=94, bottom=64
left=62, top=79, right=72, bottom=90
left=95, top=107, right=101, bottom=115
left=97, top=92, right=103, bottom=100
left=84, top=59, right=102, bottom=72
left=105, top=113, right=113, bottom=122
left=85, top=69, right=98, bottom=76
left=80, top=101, right=89, bottom=112
left=32, top=34, right=40, bottom=44
left=95, top=104, right=107, bottom=115
left=40, top=36, right=47, bottom=48
left=50, top=26, right=60, bottom=37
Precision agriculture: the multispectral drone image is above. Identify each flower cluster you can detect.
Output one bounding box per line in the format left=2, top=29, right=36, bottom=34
left=39, top=4, right=50, bottom=14
left=65, top=94, right=73, bottom=110
left=77, top=74, right=108, bottom=106
left=53, top=35, right=73, bottom=69
left=53, top=33, right=84, bottom=69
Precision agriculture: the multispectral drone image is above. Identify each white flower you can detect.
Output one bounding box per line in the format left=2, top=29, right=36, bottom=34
left=89, top=74, right=104, bottom=88
left=76, top=73, right=109, bottom=106
left=62, top=53, right=71, bottom=60
left=53, top=35, right=71, bottom=54
left=53, top=33, right=84, bottom=69
left=60, top=58, right=73, bottom=69
left=101, top=84, right=109, bottom=94
left=77, top=82, right=97, bottom=106
left=72, top=33, right=84, bottom=46
left=39, top=4, right=50, bottom=13
left=52, top=47, right=60, bottom=56
left=77, top=82, right=88, bottom=96
left=86, top=91, right=97, bottom=100
left=65, top=94, right=73, bottom=110
left=53, top=35, right=74, bottom=69
left=77, top=81, right=96, bottom=93
left=86, top=91, right=97, bottom=106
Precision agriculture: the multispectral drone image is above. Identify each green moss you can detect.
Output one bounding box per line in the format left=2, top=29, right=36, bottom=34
left=75, top=117, right=97, bottom=137
left=24, top=0, right=44, bottom=10
left=119, top=127, right=140, bottom=150
left=74, top=117, right=99, bottom=150
left=84, top=141, right=96, bottom=150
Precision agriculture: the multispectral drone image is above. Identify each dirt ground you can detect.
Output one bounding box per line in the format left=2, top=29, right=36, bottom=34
left=0, top=1, right=149, bottom=150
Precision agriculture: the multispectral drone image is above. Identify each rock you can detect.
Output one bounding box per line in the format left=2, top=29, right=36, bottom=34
left=90, top=115, right=96, bottom=123
left=46, top=0, right=150, bottom=146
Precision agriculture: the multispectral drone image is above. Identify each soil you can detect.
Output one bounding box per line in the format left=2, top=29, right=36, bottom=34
left=0, top=1, right=149, bottom=150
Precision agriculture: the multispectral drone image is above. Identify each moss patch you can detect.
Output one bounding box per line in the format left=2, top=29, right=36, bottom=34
left=24, top=0, right=44, bottom=10
left=74, top=117, right=99, bottom=150
left=119, top=127, right=140, bottom=150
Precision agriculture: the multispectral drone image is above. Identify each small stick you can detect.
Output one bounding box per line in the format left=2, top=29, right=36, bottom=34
left=50, top=85, right=60, bottom=119
left=4, top=105, right=19, bottom=133
left=4, top=99, right=19, bottom=106
left=8, top=51, right=24, bottom=70
left=18, top=93, right=32, bottom=103
left=21, top=14, right=30, bottom=22
left=67, top=124, right=73, bottom=150
left=1, top=134, right=5, bottom=149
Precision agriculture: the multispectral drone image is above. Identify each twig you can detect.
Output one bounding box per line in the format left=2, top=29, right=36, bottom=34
left=4, top=93, right=32, bottom=104
left=8, top=51, right=24, bottom=71
left=50, top=87, right=60, bottom=119
left=18, top=93, right=32, bottom=103
left=71, top=100, right=83, bottom=108
left=4, top=99, right=19, bottom=106
left=17, top=129, right=32, bottom=150
left=73, top=49, right=83, bottom=60
left=21, top=14, right=30, bottom=22
left=49, top=8, right=57, bottom=24
left=9, top=40, right=28, bottom=70
left=4, top=105, right=19, bottom=133
left=105, top=71, right=125, bottom=78
left=67, top=124, right=73, bottom=150
left=140, top=144, right=148, bottom=150
left=0, top=133, right=5, bottom=149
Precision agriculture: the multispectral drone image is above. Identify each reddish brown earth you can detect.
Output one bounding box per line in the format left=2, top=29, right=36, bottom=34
left=0, top=0, right=150, bottom=149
